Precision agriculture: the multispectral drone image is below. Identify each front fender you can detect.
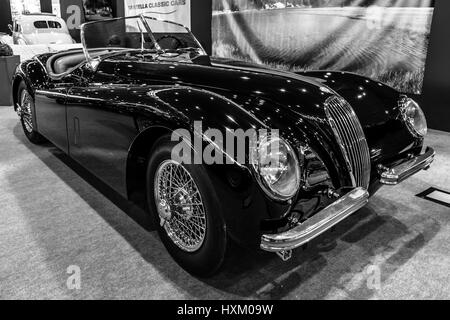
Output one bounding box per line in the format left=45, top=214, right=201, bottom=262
left=12, top=57, right=49, bottom=104
left=12, top=60, right=41, bottom=111
left=148, top=86, right=265, bottom=133
left=148, top=85, right=351, bottom=185
left=138, top=86, right=286, bottom=247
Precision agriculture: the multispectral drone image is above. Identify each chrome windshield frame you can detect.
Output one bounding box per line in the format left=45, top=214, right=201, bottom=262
left=142, top=15, right=207, bottom=55
left=80, top=14, right=206, bottom=69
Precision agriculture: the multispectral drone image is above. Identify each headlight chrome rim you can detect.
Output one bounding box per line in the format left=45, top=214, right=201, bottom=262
left=399, top=97, right=428, bottom=138
left=251, top=135, right=302, bottom=202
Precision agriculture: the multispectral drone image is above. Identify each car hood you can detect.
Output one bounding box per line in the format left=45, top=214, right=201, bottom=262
left=108, top=55, right=420, bottom=175
left=206, top=58, right=421, bottom=164
left=113, top=55, right=337, bottom=122
left=297, top=70, right=421, bottom=163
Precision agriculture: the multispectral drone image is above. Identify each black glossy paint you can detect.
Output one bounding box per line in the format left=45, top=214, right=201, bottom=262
left=12, top=48, right=423, bottom=248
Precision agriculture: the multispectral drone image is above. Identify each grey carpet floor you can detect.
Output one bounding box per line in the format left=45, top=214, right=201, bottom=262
left=0, top=106, right=449, bottom=300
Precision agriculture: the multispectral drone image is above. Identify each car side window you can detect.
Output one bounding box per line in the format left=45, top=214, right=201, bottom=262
left=34, top=21, right=48, bottom=29
left=48, top=21, right=62, bottom=29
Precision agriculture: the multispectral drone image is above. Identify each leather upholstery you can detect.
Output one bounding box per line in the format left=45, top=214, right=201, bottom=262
left=46, top=49, right=110, bottom=79
left=53, top=53, right=86, bottom=74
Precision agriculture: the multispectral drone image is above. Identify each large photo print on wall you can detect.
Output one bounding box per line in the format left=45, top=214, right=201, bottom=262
left=212, top=0, right=435, bottom=94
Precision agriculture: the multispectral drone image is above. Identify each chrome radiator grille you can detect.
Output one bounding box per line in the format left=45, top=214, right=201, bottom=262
left=325, top=96, right=371, bottom=189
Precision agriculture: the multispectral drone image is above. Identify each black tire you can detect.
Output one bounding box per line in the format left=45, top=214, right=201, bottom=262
left=146, top=135, right=227, bottom=277
left=17, top=81, right=45, bottom=144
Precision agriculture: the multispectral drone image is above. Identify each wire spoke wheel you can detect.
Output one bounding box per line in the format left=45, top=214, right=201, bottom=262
left=20, top=89, right=33, bottom=133
left=154, top=160, right=207, bottom=253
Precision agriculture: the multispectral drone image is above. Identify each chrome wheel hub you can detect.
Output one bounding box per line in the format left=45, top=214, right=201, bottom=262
left=154, top=160, right=207, bottom=253
left=157, top=199, right=172, bottom=222
left=19, top=90, right=33, bottom=133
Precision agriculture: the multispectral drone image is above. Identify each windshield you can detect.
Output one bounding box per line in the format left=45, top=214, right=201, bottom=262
left=81, top=16, right=206, bottom=60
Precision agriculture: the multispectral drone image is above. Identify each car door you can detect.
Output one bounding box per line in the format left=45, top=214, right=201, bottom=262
left=65, top=61, right=139, bottom=197
left=34, top=78, right=71, bottom=153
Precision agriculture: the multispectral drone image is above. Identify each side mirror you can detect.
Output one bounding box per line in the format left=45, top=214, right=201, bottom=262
left=8, top=24, right=13, bottom=34
left=86, top=57, right=101, bottom=72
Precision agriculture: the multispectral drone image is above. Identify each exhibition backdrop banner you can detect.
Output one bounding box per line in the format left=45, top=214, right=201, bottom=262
left=212, top=0, right=435, bottom=94
left=125, top=0, right=191, bottom=29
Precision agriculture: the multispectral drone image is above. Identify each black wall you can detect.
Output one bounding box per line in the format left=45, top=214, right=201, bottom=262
left=0, top=0, right=12, bottom=34
left=113, top=0, right=125, bottom=17
left=191, top=0, right=212, bottom=55
left=416, top=0, right=450, bottom=132
left=40, top=0, right=53, bottom=13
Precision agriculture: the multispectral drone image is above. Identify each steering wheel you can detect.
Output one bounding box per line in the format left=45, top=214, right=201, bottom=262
left=157, top=35, right=185, bottom=50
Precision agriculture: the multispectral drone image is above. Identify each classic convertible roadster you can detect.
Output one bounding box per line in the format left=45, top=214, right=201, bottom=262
left=12, top=15, right=435, bottom=276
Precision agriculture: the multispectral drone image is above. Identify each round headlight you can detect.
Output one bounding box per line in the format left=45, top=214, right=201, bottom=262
left=251, top=136, right=301, bottom=201
left=400, top=98, right=427, bottom=137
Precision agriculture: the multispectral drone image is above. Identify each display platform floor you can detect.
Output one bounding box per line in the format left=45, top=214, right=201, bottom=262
left=0, top=106, right=449, bottom=300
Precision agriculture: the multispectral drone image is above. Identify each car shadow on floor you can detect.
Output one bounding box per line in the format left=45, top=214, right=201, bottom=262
left=11, top=124, right=441, bottom=299
left=204, top=202, right=440, bottom=299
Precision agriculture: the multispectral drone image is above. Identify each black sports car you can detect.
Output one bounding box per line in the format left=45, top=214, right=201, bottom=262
left=12, top=15, right=435, bottom=276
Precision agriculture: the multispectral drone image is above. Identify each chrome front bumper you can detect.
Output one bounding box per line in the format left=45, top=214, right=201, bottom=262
left=261, top=187, right=369, bottom=253
left=378, top=147, right=435, bottom=185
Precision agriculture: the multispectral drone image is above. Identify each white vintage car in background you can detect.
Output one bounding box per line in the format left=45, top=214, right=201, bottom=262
left=8, top=13, right=75, bottom=45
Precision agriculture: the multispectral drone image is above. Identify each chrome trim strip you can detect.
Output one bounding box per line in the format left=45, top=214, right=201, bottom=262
left=35, top=90, right=102, bottom=101
left=379, top=147, right=435, bottom=185
left=261, top=187, right=369, bottom=252
left=35, top=90, right=67, bottom=98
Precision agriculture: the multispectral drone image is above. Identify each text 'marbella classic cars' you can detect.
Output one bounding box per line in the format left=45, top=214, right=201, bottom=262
left=12, top=15, right=435, bottom=276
